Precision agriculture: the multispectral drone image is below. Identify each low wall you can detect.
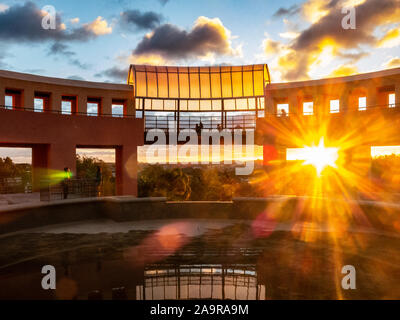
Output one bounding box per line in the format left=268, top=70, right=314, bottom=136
left=0, top=196, right=399, bottom=235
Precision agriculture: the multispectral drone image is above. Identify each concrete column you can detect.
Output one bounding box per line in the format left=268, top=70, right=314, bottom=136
left=126, top=99, right=135, bottom=117
left=116, top=145, right=137, bottom=196
left=77, top=95, right=87, bottom=115
left=32, top=144, right=49, bottom=192
left=265, top=85, right=274, bottom=115
left=0, top=81, right=5, bottom=106
left=366, top=85, right=377, bottom=109
left=395, top=83, right=400, bottom=108
left=48, top=143, right=76, bottom=177
left=340, top=90, right=350, bottom=113
left=314, top=93, right=325, bottom=115
left=102, top=96, right=112, bottom=116
left=276, top=147, right=287, bottom=194
left=23, top=87, right=35, bottom=109
left=52, top=91, right=62, bottom=113
left=288, top=92, right=298, bottom=115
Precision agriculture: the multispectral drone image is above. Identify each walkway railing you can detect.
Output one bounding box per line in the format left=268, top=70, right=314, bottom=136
left=145, top=114, right=257, bottom=131
left=40, top=179, right=100, bottom=201
left=0, top=105, right=135, bottom=118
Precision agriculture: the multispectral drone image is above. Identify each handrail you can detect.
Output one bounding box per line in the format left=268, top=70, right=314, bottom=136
left=0, top=105, right=136, bottom=118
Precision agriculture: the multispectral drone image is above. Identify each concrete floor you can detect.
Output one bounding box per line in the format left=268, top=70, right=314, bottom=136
left=0, top=192, right=40, bottom=206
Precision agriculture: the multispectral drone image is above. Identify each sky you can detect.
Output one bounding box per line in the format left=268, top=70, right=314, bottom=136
left=1, top=0, right=400, bottom=163
left=0, top=0, right=399, bottom=84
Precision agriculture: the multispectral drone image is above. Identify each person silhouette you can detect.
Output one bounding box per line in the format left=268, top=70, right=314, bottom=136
left=62, top=167, right=71, bottom=199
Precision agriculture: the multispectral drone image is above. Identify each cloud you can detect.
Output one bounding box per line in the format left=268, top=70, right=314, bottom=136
left=67, top=75, right=86, bottom=81
left=0, top=2, right=111, bottom=42
left=263, top=38, right=282, bottom=56
left=120, top=10, right=162, bottom=30
left=84, top=16, right=112, bottom=36
left=273, top=4, right=300, bottom=18
left=329, top=64, right=359, bottom=77
left=377, top=26, right=400, bottom=48
left=0, top=3, right=8, bottom=12
left=131, top=16, right=241, bottom=63
left=262, top=0, right=400, bottom=81
left=95, top=66, right=127, bottom=82
left=70, top=17, right=80, bottom=24
left=384, top=57, right=400, bottom=68
left=48, top=42, right=90, bottom=69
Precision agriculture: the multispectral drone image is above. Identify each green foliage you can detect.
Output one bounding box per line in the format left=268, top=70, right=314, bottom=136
left=138, top=165, right=259, bottom=201
left=76, top=155, right=115, bottom=196
left=0, top=157, right=32, bottom=193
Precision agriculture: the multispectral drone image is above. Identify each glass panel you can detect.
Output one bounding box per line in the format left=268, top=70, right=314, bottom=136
left=179, top=72, right=190, bottom=99
left=168, top=73, right=179, bottom=98
left=389, top=93, right=395, bottom=107
left=303, top=101, right=313, bottom=115
left=221, top=72, right=232, bottom=98
left=200, top=73, right=211, bottom=98
left=358, top=96, right=366, bottom=111
left=180, top=100, right=188, bottom=111
left=212, top=99, right=222, bottom=111
left=243, top=71, right=254, bottom=97
left=277, top=103, right=289, bottom=116
left=189, top=73, right=200, bottom=99
left=259, top=97, right=265, bottom=109
left=112, top=104, right=123, bottom=117
left=152, top=99, right=163, bottom=110
left=62, top=101, right=72, bottom=115
left=253, top=71, right=264, bottom=96
left=144, top=99, right=152, bottom=109
left=87, top=102, right=98, bottom=116
left=136, top=98, right=141, bottom=110
left=330, top=99, right=340, bottom=113
left=224, top=99, right=236, bottom=110
left=147, top=72, right=158, bottom=97
left=34, top=98, right=44, bottom=112
left=164, top=100, right=175, bottom=111
left=248, top=98, right=256, bottom=110
left=157, top=72, right=169, bottom=98
left=188, top=100, right=200, bottom=111
left=136, top=72, right=147, bottom=97
left=200, top=100, right=212, bottom=111
left=232, top=71, right=243, bottom=97
left=236, top=98, right=248, bottom=110
left=5, top=95, right=13, bottom=109
left=211, top=73, right=222, bottom=98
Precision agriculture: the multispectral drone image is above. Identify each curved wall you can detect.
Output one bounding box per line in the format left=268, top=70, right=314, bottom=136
left=0, top=70, right=144, bottom=196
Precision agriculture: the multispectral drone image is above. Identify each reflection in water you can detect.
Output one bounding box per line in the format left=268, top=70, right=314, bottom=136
left=0, top=222, right=399, bottom=300
left=137, top=264, right=265, bottom=300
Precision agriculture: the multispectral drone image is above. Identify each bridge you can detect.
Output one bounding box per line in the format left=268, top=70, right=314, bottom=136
left=1, top=66, right=400, bottom=196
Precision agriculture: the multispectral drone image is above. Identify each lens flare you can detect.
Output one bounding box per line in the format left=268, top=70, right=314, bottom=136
left=300, top=138, right=339, bottom=176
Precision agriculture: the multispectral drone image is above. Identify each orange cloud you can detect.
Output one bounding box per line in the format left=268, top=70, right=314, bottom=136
left=264, top=0, right=400, bottom=81
left=84, top=16, right=112, bottom=36
left=377, top=27, right=400, bottom=48
left=329, top=64, right=359, bottom=77
left=384, top=57, right=400, bottom=68
left=131, top=16, right=241, bottom=64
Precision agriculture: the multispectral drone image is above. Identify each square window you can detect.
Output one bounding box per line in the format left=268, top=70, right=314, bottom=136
left=330, top=99, right=340, bottom=113
left=62, top=101, right=72, bottom=115
left=87, top=102, right=98, bottom=116
left=389, top=93, right=395, bottom=108
left=358, top=97, right=366, bottom=111
left=277, top=103, right=289, bottom=116
left=112, top=104, right=123, bottom=117
left=34, top=98, right=44, bottom=112
left=303, top=101, right=313, bottom=115
left=5, top=95, right=13, bottom=109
